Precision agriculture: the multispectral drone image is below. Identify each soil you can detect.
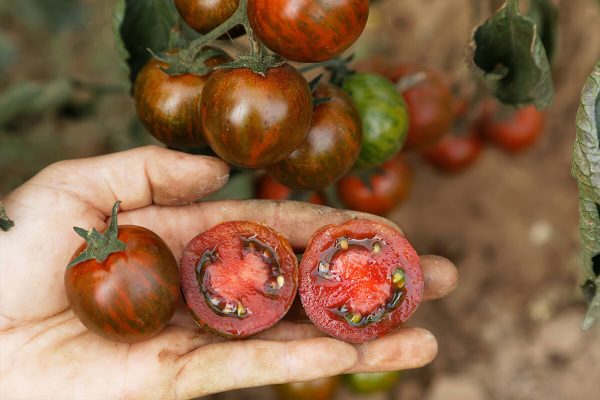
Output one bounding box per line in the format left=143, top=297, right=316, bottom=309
left=1, top=0, right=599, bottom=399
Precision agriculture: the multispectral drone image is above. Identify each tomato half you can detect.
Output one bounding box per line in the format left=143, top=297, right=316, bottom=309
left=180, top=221, right=298, bottom=338
left=174, top=0, right=245, bottom=38
left=478, top=101, right=546, bottom=153
left=386, top=65, right=454, bottom=150
left=343, top=73, right=409, bottom=170
left=201, top=64, right=313, bottom=168
left=256, top=175, right=326, bottom=205
left=247, top=0, right=369, bottom=62
left=299, top=219, right=423, bottom=343
left=275, top=376, right=340, bottom=400
left=336, top=156, right=412, bottom=216
left=134, top=50, right=231, bottom=149
left=422, top=130, right=483, bottom=173
left=268, top=83, right=363, bottom=190
left=65, top=226, right=180, bottom=343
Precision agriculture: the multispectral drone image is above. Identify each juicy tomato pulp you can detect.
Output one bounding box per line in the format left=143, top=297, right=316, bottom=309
left=299, top=220, right=423, bottom=343
left=180, top=221, right=298, bottom=337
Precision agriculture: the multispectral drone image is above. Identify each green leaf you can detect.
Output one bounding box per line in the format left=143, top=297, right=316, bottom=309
left=112, top=0, right=180, bottom=87
left=0, top=201, right=14, bottom=232
left=527, top=0, right=559, bottom=62
left=67, top=202, right=126, bottom=269
left=572, top=61, right=600, bottom=330
left=469, top=0, right=554, bottom=108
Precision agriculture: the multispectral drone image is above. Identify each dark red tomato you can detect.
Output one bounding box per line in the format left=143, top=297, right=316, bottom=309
left=479, top=101, right=546, bottom=153
left=386, top=65, right=454, bottom=150
left=174, top=0, right=245, bottom=38
left=134, top=50, right=232, bottom=149
left=247, top=0, right=369, bottom=62
left=201, top=64, right=313, bottom=168
left=275, top=376, right=340, bottom=400
left=257, top=175, right=326, bottom=205
left=180, top=221, right=298, bottom=338
left=423, top=130, right=483, bottom=173
left=299, top=219, right=423, bottom=343
left=336, top=156, right=412, bottom=216
left=268, top=83, right=363, bottom=190
left=65, top=226, right=180, bottom=343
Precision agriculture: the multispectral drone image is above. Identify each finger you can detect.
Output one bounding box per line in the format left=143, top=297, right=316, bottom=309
left=422, top=255, right=458, bottom=301
left=32, top=146, right=230, bottom=214
left=347, top=327, right=438, bottom=373
left=254, top=321, right=325, bottom=341
left=173, top=337, right=358, bottom=398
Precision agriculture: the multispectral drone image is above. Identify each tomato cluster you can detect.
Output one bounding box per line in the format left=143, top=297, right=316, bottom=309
left=66, top=205, right=424, bottom=344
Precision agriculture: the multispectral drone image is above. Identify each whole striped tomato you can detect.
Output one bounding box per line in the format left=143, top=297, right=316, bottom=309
left=343, top=73, right=409, bottom=170
left=247, top=0, right=369, bottom=62
left=268, top=83, right=363, bottom=190
left=64, top=203, right=179, bottom=343
left=200, top=64, right=313, bottom=168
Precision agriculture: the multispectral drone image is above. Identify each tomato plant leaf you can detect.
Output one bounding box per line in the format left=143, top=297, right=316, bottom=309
left=0, top=201, right=15, bottom=232
left=468, top=0, right=554, bottom=108
left=113, top=0, right=180, bottom=86
left=527, top=0, right=558, bottom=62
left=572, top=61, right=600, bottom=330
left=67, top=201, right=126, bottom=269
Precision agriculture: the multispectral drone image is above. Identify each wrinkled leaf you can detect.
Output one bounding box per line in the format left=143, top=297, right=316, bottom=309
left=572, top=61, right=600, bottom=330
left=527, top=0, right=559, bottom=62
left=113, top=0, right=179, bottom=86
left=469, top=0, right=554, bottom=108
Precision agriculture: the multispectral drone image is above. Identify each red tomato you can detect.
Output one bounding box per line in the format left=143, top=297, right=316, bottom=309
left=423, top=129, right=483, bottom=173
left=336, top=156, right=412, bottom=216
left=386, top=65, right=454, bottom=150
left=65, top=226, right=180, bottom=343
left=247, top=0, right=369, bottom=62
left=299, top=219, right=423, bottom=343
left=479, top=101, right=546, bottom=153
left=180, top=221, right=298, bottom=338
left=200, top=64, right=313, bottom=168
left=256, top=175, right=326, bottom=205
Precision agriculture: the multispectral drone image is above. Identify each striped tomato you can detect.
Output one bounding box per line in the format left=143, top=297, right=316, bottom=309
left=268, top=83, right=363, bottom=190
left=247, top=0, right=369, bottom=62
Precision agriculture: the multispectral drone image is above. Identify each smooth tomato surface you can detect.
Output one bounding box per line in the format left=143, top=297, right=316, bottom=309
left=201, top=64, right=313, bottom=168
left=268, top=83, right=363, bottom=190
left=180, top=221, right=298, bottom=338
left=256, top=175, right=326, bottom=205
left=343, top=371, right=401, bottom=394
left=423, top=130, right=483, bottom=173
left=134, top=51, right=231, bottom=149
left=299, top=219, right=423, bottom=343
left=65, top=226, right=180, bottom=343
left=248, top=0, right=369, bottom=62
left=337, top=156, right=412, bottom=216
left=275, top=376, right=340, bottom=400
left=387, top=65, right=454, bottom=150
left=479, top=101, right=545, bottom=153
left=174, top=0, right=244, bottom=37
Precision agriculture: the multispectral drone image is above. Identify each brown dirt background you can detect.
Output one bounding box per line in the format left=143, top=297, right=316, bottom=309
left=1, top=0, right=599, bottom=399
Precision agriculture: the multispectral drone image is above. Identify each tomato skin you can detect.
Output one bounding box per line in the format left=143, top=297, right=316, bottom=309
left=247, top=0, right=369, bottom=63
left=423, top=131, right=483, bottom=173
left=299, top=219, right=423, bottom=344
left=201, top=64, right=313, bottom=168
left=343, top=371, right=401, bottom=394
left=180, top=221, right=298, bottom=338
left=386, top=65, right=454, bottom=150
left=343, top=73, right=409, bottom=170
left=257, top=175, right=325, bottom=205
left=174, top=0, right=244, bottom=38
left=65, top=226, right=180, bottom=343
left=337, top=156, right=412, bottom=216
left=479, top=102, right=545, bottom=153
left=134, top=52, right=231, bottom=149
left=275, top=376, right=340, bottom=400
left=268, top=83, right=363, bottom=190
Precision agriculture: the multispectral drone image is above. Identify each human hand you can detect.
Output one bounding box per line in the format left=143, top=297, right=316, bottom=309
left=0, top=146, right=457, bottom=399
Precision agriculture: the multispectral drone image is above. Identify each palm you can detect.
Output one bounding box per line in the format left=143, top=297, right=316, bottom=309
left=0, top=147, right=457, bottom=400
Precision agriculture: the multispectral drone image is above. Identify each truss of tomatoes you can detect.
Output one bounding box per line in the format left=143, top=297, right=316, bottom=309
left=133, top=0, right=415, bottom=193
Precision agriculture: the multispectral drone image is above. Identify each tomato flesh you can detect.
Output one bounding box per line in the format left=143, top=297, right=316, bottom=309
left=180, top=221, right=298, bottom=337
left=299, top=220, right=423, bottom=343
